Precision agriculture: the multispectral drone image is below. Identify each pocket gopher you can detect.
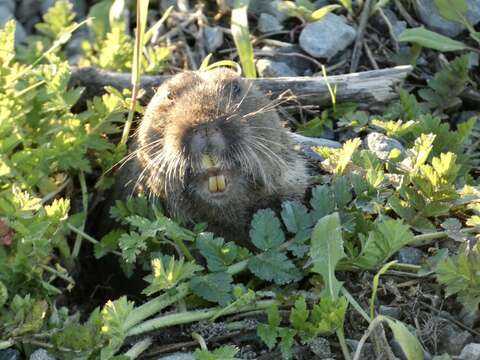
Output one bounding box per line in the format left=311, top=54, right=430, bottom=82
left=127, top=68, right=309, bottom=245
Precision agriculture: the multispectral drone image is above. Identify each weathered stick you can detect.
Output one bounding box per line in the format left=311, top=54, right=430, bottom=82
left=70, top=65, right=412, bottom=108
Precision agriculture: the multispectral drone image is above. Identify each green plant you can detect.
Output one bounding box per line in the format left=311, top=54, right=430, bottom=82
left=277, top=1, right=341, bottom=22
left=231, top=0, right=256, bottom=77
left=435, top=244, right=480, bottom=313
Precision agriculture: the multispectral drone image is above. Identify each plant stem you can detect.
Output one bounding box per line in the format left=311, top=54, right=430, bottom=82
left=191, top=332, right=208, bottom=350
left=124, top=283, right=190, bottom=331
left=67, top=223, right=122, bottom=256
left=336, top=327, right=352, bottom=360
left=0, top=340, right=14, bottom=350
left=39, top=264, right=75, bottom=286
left=72, top=171, right=88, bottom=258
left=172, top=236, right=195, bottom=262
left=127, top=299, right=276, bottom=336
left=123, top=337, right=152, bottom=359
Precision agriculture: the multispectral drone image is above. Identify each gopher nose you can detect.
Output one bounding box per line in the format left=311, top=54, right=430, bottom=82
left=191, top=123, right=226, bottom=154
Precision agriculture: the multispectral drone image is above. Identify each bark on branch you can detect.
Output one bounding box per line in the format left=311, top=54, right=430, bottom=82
left=70, top=65, right=412, bottom=109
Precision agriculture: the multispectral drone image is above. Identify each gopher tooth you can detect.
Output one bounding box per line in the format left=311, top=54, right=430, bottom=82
left=216, top=174, right=226, bottom=192
left=208, top=176, right=218, bottom=192
left=208, top=175, right=226, bottom=193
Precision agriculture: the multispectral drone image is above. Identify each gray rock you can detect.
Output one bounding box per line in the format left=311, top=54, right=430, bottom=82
left=29, top=349, right=56, bottom=360
left=346, top=339, right=375, bottom=360
left=438, top=322, right=473, bottom=355
left=0, top=8, right=27, bottom=44
left=397, top=247, right=425, bottom=265
left=299, top=14, right=356, bottom=59
left=16, top=0, right=40, bottom=26
left=415, top=0, right=480, bottom=37
left=0, top=349, right=20, bottom=360
left=313, top=0, right=330, bottom=9
left=256, top=59, right=297, bottom=77
left=203, top=26, right=223, bottom=53
left=308, top=337, right=332, bottom=357
left=260, top=45, right=314, bottom=75
left=459, top=308, right=480, bottom=328
left=364, top=132, right=405, bottom=160
left=157, top=353, right=195, bottom=360
left=460, top=344, right=480, bottom=360
left=0, top=0, right=14, bottom=13
left=379, top=305, right=402, bottom=319
left=258, top=13, right=283, bottom=33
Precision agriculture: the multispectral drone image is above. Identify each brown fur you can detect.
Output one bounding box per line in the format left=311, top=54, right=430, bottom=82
left=123, top=68, right=309, bottom=245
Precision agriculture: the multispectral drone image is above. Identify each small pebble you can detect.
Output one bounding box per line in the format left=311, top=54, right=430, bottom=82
left=256, top=59, right=297, bottom=77
left=203, top=26, right=224, bottom=53
left=459, top=343, right=480, bottom=360
left=258, top=13, right=283, bottom=33
left=397, top=247, right=425, bottom=266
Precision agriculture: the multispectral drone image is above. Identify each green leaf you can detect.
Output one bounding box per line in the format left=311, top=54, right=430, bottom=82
left=278, top=328, right=296, bottom=359
left=249, top=209, right=285, bottom=251
left=94, top=230, right=123, bottom=259
left=195, top=345, right=240, bottom=360
left=248, top=250, right=301, bottom=284
left=143, top=256, right=202, bottom=296
left=101, top=297, right=135, bottom=360
left=118, top=231, right=148, bottom=263
left=190, top=272, right=234, bottom=306
left=310, top=5, right=341, bottom=21
left=433, top=0, right=468, bottom=24
left=310, top=185, right=335, bottom=222
left=435, top=247, right=480, bottom=313
left=196, top=233, right=238, bottom=272
left=310, top=296, right=348, bottom=335
left=281, top=201, right=313, bottom=241
left=231, top=0, right=256, bottom=78
left=384, top=318, right=425, bottom=360
left=347, top=219, right=414, bottom=270
left=310, top=213, right=346, bottom=298
left=398, top=28, right=469, bottom=52
left=257, top=324, right=278, bottom=350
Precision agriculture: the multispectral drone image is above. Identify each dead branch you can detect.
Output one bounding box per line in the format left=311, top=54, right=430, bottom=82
left=70, top=65, right=412, bottom=109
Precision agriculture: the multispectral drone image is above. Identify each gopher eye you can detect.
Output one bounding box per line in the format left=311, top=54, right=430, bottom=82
left=228, top=80, right=242, bottom=98
left=166, top=89, right=174, bottom=100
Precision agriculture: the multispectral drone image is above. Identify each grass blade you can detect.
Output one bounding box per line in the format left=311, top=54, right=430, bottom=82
left=231, top=0, right=256, bottom=78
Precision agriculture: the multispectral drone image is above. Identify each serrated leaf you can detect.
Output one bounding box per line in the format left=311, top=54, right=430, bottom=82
left=281, top=201, right=313, bottom=242
left=289, top=297, right=309, bottom=331
left=143, top=256, right=202, bottom=296
left=118, top=231, right=148, bottom=263
left=398, top=28, right=468, bottom=52
left=310, top=213, right=345, bottom=298
left=249, top=209, right=285, bottom=251
left=257, top=324, right=278, bottom=350
left=278, top=327, right=296, bottom=359
left=196, top=233, right=238, bottom=272
left=310, top=185, right=335, bottom=222
left=347, top=219, right=414, bottom=270
left=190, top=272, right=233, bottom=306
left=248, top=250, right=301, bottom=285
left=94, top=230, right=123, bottom=259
